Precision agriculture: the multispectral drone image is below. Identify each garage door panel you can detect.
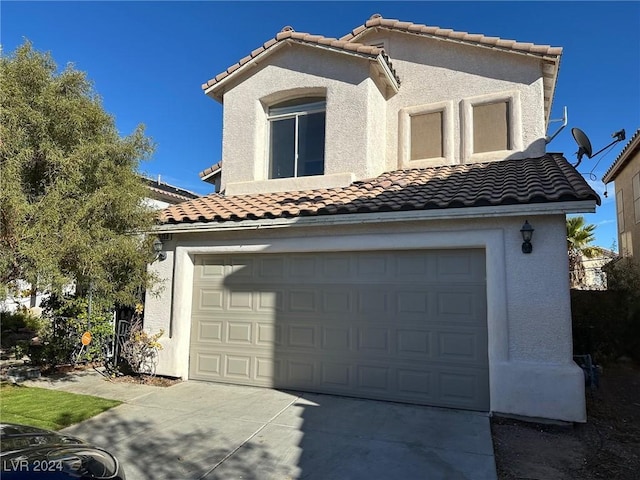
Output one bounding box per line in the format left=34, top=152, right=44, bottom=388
left=356, top=254, right=389, bottom=276
left=438, top=368, right=490, bottom=409
left=357, top=328, right=391, bottom=353
left=195, top=320, right=223, bottom=343
left=190, top=250, right=489, bottom=410
left=197, top=289, right=224, bottom=310
left=397, top=329, right=431, bottom=356
left=323, top=256, right=352, bottom=278
left=322, top=291, right=353, bottom=313
left=321, top=327, right=351, bottom=350
left=395, top=253, right=431, bottom=277
left=437, top=330, right=483, bottom=362
left=436, top=252, right=485, bottom=282
left=287, top=325, right=317, bottom=348
left=289, top=255, right=317, bottom=277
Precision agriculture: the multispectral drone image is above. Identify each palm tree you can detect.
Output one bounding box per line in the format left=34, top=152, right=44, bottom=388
left=567, top=216, right=602, bottom=288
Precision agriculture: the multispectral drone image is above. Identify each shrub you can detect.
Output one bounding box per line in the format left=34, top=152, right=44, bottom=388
left=119, top=305, right=164, bottom=376
left=36, top=294, right=115, bottom=366
left=0, top=308, right=45, bottom=358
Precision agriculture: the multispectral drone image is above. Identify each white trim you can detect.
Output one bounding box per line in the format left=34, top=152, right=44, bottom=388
left=268, top=101, right=326, bottom=118
left=200, top=167, right=222, bottom=182
left=462, top=90, right=523, bottom=163
left=268, top=100, right=326, bottom=180
left=398, top=101, right=455, bottom=168
left=155, top=200, right=597, bottom=234
left=375, top=54, right=400, bottom=94
left=169, top=227, right=509, bottom=410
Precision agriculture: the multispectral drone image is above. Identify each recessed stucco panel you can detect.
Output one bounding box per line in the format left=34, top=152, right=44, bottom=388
left=378, top=31, right=547, bottom=170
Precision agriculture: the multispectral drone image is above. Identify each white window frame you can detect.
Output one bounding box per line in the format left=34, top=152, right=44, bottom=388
left=462, top=91, right=522, bottom=164
left=267, top=100, right=326, bottom=179
left=398, top=100, right=454, bottom=169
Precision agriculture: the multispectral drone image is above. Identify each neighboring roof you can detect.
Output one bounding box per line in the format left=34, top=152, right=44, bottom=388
left=340, top=15, right=563, bottom=126
left=141, top=176, right=200, bottom=203
left=199, top=161, right=222, bottom=184
left=160, top=154, right=599, bottom=224
left=202, top=28, right=399, bottom=100
left=602, top=128, right=640, bottom=183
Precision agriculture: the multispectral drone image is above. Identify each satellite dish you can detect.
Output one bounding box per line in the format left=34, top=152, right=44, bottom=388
left=570, top=127, right=625, bottom=168
left=571, top=128, right=593, bottom=160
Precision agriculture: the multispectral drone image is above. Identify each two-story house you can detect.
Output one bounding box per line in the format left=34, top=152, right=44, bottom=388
left=603, top=128, right=640, bottom=258
left=145, top=16, right=599, bottom=422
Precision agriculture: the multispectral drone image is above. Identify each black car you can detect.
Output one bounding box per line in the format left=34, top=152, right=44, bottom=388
left=0, top=423, right=125, bottom=479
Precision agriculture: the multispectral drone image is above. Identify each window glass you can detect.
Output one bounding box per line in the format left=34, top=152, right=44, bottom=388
left=268, top=98, right=325, bottom=179
left=270, top=118, right=296, bottom=179
left=297, top=112, right=325, bottom=177
left=410, top=111, right=443, bottom=160
left=473, top=102, right=510, bottom=153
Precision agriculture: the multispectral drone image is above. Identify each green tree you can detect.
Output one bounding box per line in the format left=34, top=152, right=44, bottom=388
left=566, top=216, right=602, bottom=288
left=0, top=41, right=157, bottom=307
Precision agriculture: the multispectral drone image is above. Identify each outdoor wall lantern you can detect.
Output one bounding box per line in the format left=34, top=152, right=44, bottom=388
left=520, top=220, right=534, bottom=254
left=152, top=237, right=167, bottom=262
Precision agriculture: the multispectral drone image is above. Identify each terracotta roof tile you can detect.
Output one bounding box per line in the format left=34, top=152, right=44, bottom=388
left=160, top=155, right=599, bottom=225
left=339, top=15, right=562, bottom=126
left=202, top=30, right=398, bottom=92
left=340, top=16, right=563, bottom=57
left=198, top=160, right=222, bottom=179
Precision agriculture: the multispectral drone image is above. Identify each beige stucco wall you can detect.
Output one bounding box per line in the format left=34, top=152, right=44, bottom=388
left=219, top=45, right=387, bottom=195
left=613, top=150, right=640, bottom=257
left=371, top=30, right=547, bottom=170
left=144, top=212, right=585, bottom=422
left=216, top=33, right=548, bottom=194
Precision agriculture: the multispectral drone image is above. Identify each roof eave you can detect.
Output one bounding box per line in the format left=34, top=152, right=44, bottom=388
left=603, top=130, right=640, bottom=183
left=199, top=168, right=222, bottom=182
left=204, top=41, right=289, bottom=102
left=203, top=39, right=393, bottom=102
left=154, top=200, right=597, bottom=234
left=375, top=53, right=400, bottom=94
left=347, top=25, right=561, bottom=125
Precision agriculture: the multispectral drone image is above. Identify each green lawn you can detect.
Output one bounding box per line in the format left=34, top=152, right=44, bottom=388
left=0, top=384, right=121, bottom=430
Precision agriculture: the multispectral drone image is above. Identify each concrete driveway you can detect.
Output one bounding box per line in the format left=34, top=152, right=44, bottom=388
left=49, top=374, right=496, bottom=480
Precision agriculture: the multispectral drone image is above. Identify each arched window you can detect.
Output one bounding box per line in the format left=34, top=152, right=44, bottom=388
left=268, top=97, right=326, bottom=179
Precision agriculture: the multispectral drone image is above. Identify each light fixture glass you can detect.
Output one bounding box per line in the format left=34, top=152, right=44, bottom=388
left=520, top=220, right=534, bottom=254
left=152, top=238, right=166, bottom=261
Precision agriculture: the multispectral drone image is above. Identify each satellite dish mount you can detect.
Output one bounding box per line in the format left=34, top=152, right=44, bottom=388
left=571, top=127, right=626, bottom=168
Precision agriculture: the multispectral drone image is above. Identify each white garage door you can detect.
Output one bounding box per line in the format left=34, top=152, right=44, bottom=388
left=189, top=249, right=489, bottom=410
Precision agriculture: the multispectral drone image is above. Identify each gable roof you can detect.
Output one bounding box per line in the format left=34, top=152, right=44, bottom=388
left=160, top=154, right=599, bottom=225
left=141, top=176, right=200, bottom=203
left=199, top=160, right=223, bottom=185
left=602, top=128, right=640, bottom=183
left=202, top=28, right=400, bottom=101
left=341, top=15, right=562, bottom=126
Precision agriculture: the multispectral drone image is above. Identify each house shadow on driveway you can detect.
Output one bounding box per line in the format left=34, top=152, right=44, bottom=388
left=206, top=389, right=496, bottom=480
left=62, top=380, right=495, bottom=480
left=181, top=251, right=494, bottom=479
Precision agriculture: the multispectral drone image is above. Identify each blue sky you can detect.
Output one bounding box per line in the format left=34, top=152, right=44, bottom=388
left=3, top=1, right=639, bottom=249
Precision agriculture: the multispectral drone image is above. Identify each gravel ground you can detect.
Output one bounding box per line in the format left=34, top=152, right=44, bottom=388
left=492, top=362, right=640, bottom=480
